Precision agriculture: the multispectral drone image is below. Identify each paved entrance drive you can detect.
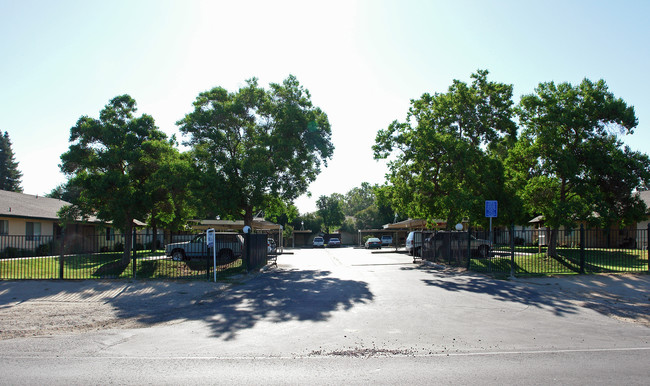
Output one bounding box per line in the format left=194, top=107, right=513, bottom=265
left=1, top=248, right=648, bottom=384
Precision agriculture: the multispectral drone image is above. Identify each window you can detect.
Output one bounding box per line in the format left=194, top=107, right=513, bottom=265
left=0, top=220, right=8, bottom=235
left=26, top=222, right=41, bottom=241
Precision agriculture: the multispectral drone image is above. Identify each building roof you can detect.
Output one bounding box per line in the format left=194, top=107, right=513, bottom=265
left=383, top=218, right=428, bottom=230
left=189, top=218, right=283, bottom=231
left=0, top=190, right=71, bottom=220
left=0, top=190, right=119, bottom=224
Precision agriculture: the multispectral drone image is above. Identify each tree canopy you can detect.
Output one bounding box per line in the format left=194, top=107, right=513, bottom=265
left=177, top=75, right=334, bottom=226
left=0, top=131, right=23, bottom=192
left=316, top=194, right=345, bottom=233
left=507, top=78, right=650, bottom=255
left=60, top=95, right=171, bottom=263
left=373, top=70, right=518, bottom=228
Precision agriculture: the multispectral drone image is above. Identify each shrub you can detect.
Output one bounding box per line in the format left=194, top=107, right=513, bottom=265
left=2, top=247, right=19, bottom=258
left=362, top=235, right=376, bottom=243
left=35, top=242, right=53, bottom=256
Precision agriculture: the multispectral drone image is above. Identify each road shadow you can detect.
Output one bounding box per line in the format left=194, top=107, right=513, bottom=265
left=0, top=268, right=374, bottom=340
left=124, top=268, right=374, bottom=340
left=406, top=264, right=650, bottom=325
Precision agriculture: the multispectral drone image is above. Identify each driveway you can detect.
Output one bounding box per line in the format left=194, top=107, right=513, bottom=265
left=0, top=248, right=648, bottom=384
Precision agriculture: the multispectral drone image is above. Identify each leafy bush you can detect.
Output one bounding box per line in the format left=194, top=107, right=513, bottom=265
left=362, top=235, right=376, bottom=243
left=35, top=242, right=53, bottom=256
left=2, top=247, right=20, bottom=258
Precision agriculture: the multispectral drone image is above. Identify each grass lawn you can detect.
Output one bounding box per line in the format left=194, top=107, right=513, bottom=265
left=472, top=246, right=648, bottom=276
left=0, top=250, right=246, bottom=280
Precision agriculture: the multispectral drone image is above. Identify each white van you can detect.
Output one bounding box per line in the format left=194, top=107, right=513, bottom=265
left=405, top=231, right=424, bottom=256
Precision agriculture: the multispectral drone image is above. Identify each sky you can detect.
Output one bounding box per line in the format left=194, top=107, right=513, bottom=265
left=1, top=0, right=649, bottom=214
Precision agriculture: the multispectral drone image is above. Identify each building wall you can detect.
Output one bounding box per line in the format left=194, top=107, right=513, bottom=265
left=0, top=216, right=57, bottom=236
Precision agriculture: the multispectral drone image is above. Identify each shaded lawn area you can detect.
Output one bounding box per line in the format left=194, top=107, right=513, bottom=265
left=472, top=247, right=648, bottom=276
left=0, top=251, right=245, bottom=280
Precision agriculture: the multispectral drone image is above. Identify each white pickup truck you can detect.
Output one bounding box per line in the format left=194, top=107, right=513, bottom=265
left=166, top=233, right=244, bottom=262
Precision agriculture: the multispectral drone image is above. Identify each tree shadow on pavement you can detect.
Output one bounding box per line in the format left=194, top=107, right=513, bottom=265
left=0, top=269, right=374, bottom=340
left=116, top=268, right=374, bottom=340
left=408, top=265, right=650, bottom=325
left=406, top=265, right=579, bottom=317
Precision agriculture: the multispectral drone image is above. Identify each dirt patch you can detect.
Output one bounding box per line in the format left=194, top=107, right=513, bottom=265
left=0, top=279, right=235, bottom=340
left=0, top=301, right=146, bottom=339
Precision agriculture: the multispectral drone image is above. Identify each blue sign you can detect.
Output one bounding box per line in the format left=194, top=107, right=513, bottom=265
left=485, top=200, right=498, bottom=218
left=206, top=228, right=215, bottom=248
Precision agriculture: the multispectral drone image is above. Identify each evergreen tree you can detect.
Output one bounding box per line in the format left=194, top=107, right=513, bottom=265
left=0, top=131, right=23, bottom=192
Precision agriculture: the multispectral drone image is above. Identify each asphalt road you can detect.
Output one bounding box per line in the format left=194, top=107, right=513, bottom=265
left=0, top=247, right=648, bottom=385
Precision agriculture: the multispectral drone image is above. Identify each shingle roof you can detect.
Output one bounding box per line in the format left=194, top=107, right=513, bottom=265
left=0, top=190, right=145, bottom=226
left=0, top=190, right=70, bottom=220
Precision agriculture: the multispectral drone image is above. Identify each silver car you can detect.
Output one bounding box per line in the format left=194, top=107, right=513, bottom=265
left=166, top=233, right=243, bottom=262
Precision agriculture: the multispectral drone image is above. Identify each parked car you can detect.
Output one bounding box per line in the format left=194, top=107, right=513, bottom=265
left=365, top=237, right=382, bottom=249
left=405, top=231, right=422, bottom=256
left=313, top=236, right=325, bottom=248
left=423, top=231, right=491, bottom=258
left=381, top=235, right=393, bottom=246
left=327, top=237, right=341, bottom=247
left=166, top=233, right=243, bottom=262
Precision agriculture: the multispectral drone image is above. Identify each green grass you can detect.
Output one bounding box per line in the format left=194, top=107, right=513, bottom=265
left=471, top=247, right=648, bottom=276
left=0, top=250, right=246, bottom=280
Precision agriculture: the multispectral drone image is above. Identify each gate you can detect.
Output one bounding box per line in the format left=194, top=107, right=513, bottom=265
left=418, top=231, right=484, bottom=268
left=243, top=233, right=271, bottom=272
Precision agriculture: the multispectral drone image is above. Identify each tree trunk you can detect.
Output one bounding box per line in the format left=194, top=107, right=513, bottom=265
left=151, top=223, right=158, bottom=252
left=547, top=227, right=559, bottom=258
left=151, top=208, right=158, bottom=252
left=122, top=219, right=133, bottom=265
left=243, top=206, right=254, bottom=228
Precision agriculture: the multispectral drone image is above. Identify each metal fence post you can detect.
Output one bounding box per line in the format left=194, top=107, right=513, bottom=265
left=466, top=228, right=472, bottom=269
left=244, top=231, right=251, bottom=272
left=59, top=229, right=65, bottom=280
left=579, top=224, right=585, bottom=274
left=647, top=224, right=650, bottom=274
left=510, top=223, right=515, bottom=278
left=132, top=228, right=137, bottom=279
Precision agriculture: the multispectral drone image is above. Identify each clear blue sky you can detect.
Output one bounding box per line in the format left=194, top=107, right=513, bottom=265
left=2, top=0, right=649, bottom=214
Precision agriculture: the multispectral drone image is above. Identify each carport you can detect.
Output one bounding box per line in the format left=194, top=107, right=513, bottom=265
left=358, top=218, right=432, bottom=249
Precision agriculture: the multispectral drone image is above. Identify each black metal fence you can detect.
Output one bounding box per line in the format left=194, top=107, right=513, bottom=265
left=413, top=225, right=650, bottom=276
left=0, top=231, right=272, bottom=280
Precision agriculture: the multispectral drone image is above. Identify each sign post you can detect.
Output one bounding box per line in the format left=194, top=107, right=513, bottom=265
left=206, top=228, right=216, bottom=282
left=485, top=200, right=498, bottom=246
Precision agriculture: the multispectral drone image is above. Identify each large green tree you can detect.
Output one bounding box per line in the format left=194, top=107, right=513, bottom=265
left=508, top=78, right=650, bottom=257
left=373, top=70, right=517, bottom=228
left=141, top=141, right=197, bottom=247
left=316, top=194, right=345, bottom=233
left=339, top=182, right=401, bottom=230
left=60, top=95, right=169, bottom=264
left=343, top=182, right=375, bottom=217
left=0, top=131, right=23, bottom=192
left=177, top=75, right=334, bottom=226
